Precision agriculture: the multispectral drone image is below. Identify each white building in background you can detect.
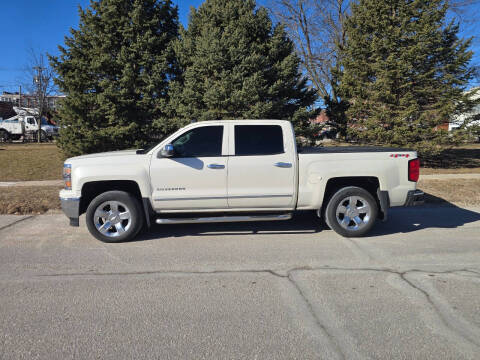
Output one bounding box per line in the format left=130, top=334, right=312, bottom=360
left=449, top=88, right=480, bottom=131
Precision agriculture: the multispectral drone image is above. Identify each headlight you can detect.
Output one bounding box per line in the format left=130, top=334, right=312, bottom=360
left=63, top=164, right=72, bottom=190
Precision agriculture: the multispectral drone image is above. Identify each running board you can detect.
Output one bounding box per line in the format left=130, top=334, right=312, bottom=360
left=155, top=213, right=292, bottom=225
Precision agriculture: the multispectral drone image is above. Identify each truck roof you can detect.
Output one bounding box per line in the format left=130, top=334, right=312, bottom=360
left=191, top=119, right=290, bottom=124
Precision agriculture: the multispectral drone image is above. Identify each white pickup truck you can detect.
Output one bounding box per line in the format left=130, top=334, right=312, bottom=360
left=60, top=120, right=423, bottom=242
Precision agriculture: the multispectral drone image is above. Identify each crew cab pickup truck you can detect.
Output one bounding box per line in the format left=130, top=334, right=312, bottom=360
left=60, top=120, right=423, bottom=242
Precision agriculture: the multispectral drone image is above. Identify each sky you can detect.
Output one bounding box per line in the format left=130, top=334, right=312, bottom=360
left=0, top=0, right=478, bottom=93
left=0, top=0, right=207, bottom=93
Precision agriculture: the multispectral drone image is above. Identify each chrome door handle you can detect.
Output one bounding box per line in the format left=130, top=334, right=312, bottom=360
left=207, top=164, right=225, bottom=169
left=274, top=162, right=292, bottom=168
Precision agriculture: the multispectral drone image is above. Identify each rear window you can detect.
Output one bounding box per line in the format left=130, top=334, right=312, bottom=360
left=234, top=125, right=284, bottom=156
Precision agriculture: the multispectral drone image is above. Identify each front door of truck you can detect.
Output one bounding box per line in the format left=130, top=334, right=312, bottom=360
left=150, top=125, right=228, bottom=211
left=24, top=117, right=37, bottom=132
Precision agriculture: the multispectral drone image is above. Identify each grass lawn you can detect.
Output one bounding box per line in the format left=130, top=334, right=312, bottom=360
left=421, top=144, right=480, bottom=174
left=421, top=144, right=480, bottom=172
left=0, top=186, right=62, bottom=214
left=0, top=143, right=64, bottom=181
left=418, top=179, right=480, bottom=206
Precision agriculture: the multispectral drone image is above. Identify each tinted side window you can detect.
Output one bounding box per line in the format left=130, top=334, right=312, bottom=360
left=235, top=125, right=284, bottom=156
left=172, top=126, right=223, bottom=157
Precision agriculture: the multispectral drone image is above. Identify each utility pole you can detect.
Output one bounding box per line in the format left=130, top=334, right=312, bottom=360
left=33, top=66, right=46, bottom=143
left=19, top=85, right=21, bottom=107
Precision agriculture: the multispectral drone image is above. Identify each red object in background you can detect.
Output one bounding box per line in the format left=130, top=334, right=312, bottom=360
left=408, top=158, right=420, bottom=182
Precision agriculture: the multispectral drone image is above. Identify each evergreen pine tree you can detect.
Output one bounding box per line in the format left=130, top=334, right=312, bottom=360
left=339, top=0, right=478, bottom=155
left=169, top=0, right=317, bottom=137
left=50, top=0, right=179, bottom=156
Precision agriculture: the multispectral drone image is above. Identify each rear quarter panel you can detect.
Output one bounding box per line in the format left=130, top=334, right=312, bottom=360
left=297, top=151, right=417, bottom=209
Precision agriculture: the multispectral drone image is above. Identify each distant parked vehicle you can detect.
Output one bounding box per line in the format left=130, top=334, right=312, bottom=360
left=0, top=108, right=59, bottom=142
left=316, top=122, right=338, bottom=140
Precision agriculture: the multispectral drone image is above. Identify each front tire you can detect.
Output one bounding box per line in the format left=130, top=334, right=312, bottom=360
left=86, top=191, right=144, bottom=243
left=324, top=186, right=378, bottom=237
left=0, top=129, right=9, bottom=143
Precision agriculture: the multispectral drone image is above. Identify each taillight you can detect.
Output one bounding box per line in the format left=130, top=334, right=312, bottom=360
left=408, top=158, right=420, bottom=182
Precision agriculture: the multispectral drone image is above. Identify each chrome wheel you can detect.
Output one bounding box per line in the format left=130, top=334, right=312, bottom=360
left=335, top=195, right=371, bottom=231
left=93, top=201, right=132, bottom=238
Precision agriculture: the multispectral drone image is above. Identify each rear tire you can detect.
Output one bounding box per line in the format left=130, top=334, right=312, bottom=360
left=36, top=130, right=47, bottom=142
left=324, top=186, right=378, bottom=237
left=86, top=191, right=144, bottom=243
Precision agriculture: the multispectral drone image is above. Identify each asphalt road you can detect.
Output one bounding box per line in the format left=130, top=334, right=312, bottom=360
left=1, top=206, right=480, bottom=360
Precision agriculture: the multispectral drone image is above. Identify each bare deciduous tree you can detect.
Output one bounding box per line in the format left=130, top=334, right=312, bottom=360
left=269, top=0, right=479, bottom=95
left=449, top=0, right=480, bottom=85
left=24, top=48, right=56, bottom=142
left=267, top=0, right=349, bottom=103
left=268, top=0, right=480, bottom=137
left=267, top=0, right=350, bottom=136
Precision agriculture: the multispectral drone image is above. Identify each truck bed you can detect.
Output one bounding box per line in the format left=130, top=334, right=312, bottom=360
left=299, top=146, right=412, bottom=154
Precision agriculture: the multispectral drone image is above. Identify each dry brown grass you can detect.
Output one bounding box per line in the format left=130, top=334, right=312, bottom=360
left=0, top=186, right=62, bottom=214
left=418, top=179, right=480, bottom=206
left=421, top=167, right=480, bottom=175
left=0, top=143, right=64, bottom=181
left=422, top=144, right=480, bottom=170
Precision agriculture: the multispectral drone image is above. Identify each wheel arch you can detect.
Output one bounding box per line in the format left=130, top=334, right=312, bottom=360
left=321, top=176, right=385, bottom=219
left=80, top=180, right=152, bottom=226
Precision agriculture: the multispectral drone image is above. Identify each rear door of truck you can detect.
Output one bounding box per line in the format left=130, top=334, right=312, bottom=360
left=226, top=122, right=297, bottom=209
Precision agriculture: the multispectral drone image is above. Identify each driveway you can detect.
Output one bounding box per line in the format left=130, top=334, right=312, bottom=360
left=1, top=206, right=480, bottom=359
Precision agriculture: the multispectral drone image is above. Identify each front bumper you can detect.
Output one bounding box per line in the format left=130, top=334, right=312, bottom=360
left=404, top=189, right=425, bottom=206
left=60, top=197, right=80, bottom=226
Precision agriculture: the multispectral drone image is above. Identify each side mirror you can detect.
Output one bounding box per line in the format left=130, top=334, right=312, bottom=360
left=159, top=144, right=174, bottom=158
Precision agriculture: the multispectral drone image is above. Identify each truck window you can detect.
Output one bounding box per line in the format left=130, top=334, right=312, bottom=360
left=172, top=126, right=223, bottom=158
left=234, top=125, right=284, bottom=156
